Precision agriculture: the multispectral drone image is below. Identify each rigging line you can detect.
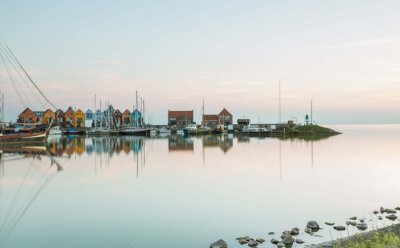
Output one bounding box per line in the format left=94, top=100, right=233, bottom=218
left=0, top=47, right=34, bottom=108
left=4, top=45, right=57, bottom=109
left=2, top=162, right=53, bottom=239
left=0, top=48, right=39, bottom=110
left=0, top=49, right=28, bottom=108
left=0, top=167, right=55, bottom=244
left=0, top=45, right=46, bottom=109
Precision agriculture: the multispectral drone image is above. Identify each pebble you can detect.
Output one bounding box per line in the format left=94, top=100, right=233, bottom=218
left=385, top=208, right=396, bottom=214
left=210, top=239, right=227, bottom=248
left=248, top=240, right=258, bottom=247
left=386, top=214, right=397, bottom=221
left=290, top=227, right=300, bottom=236
left=307, top=221, right=320, bottom=231
left=373, top=210, right=379, bottom=215
left=296, top=238, right=305, bottom=244
left=271, top=239, right=279, bottom=244
left=239, top=239, right=249, bottom=244
left=334, top=226, right=346, bottom=231
left=255, top=238, right=265, bottom=244
left=349, top=217, right=357, bottom=220
left=356, top=223, right=368, bottom=231
left=325, top=222, right=335, bottom=226
left=346, top=221, right=356, bottom=226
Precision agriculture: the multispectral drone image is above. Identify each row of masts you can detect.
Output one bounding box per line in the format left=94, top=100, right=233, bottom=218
left=93, top=90, right=146, bottom=130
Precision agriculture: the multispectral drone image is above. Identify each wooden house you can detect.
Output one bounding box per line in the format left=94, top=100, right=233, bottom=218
left=43, top=109, right=55, bottom=125
left=168, top=110, right=193, bottom=127
left=55, top=109, right=65, bottom=125
left=122, top=109, right=131, bottom=127
left=64, top=107, right=75, bottom=125
left=132, top=109, right=143, bottom=127
left=85, top=109, right=94, bottom=127
left=218, top=108, right=233, bottom=126
left=73, top=109, right=85, bottom=128
left=113, top=109, right=123, bottom=128
left=18, top=108, right=38, bottom=123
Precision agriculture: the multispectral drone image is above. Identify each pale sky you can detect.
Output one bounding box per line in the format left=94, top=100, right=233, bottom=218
left=1, top=0, right=400, bottom=124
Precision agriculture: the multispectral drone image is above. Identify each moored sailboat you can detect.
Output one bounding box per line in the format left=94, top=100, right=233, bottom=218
left=0, top=44, right=58, bottom=143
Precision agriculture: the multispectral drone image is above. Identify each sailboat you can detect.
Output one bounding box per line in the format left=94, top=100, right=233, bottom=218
left=0, top=44, right=57, bottom=143
left=119, top=91, right=150, bottom=136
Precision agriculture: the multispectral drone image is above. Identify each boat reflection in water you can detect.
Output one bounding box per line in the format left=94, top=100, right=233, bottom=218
left=0, top=145, right=62, bottom=246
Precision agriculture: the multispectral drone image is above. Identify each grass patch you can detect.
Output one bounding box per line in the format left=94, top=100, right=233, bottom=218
left=336, top=232, right=400, bottom=248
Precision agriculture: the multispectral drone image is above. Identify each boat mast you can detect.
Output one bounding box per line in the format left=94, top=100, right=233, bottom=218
left=310, top=99, right=313, bottom=125
left=278, top=81, right=281, bottom=124
left=135, top=90, right=138, bottom=128
left=202, top=99, right=204, bottom=126
left=143, top=99, right=145, bottom=127
left=94, top=94, right=97, bottom=129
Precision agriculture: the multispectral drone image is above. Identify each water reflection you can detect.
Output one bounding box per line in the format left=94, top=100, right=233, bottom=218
left=0, top=133, right=337, bottom=247
left=0, top=148, right=61, bottom=245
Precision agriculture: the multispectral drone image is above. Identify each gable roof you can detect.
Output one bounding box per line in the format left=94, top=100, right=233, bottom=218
left=218, top=108, right=232, bottom=116
left=168, top=110, right=193, bottom=119
left=19, top=108, right=34, bottom=117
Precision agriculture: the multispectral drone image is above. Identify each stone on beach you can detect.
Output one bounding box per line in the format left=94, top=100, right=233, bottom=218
left=325, top=222, right=335, bottom=226
left=239, top=239, right=248, bottom=244
left=210, top=239, right=228, bottom=248
left=307, top=221, right=320, bottom=231
left=281, top=232, right=294, bottom=245
left=334, top=226, right=346, bottom=231
left=386, top=214, right=397, bottom=221
left=346, top=221, right=356, bottom=226
left=290, top=227, right=300, bottom=236
left=296, top=238, right=305, bottom=244
left=255, top=238, right=265, bottom=244
left=247, top=240, right=258, bottom=247
left=356, top=223, right=368, bottom=231
left=385, top=208, right=396, bottom=214
left=373, top=210, right=379, bottom=215
left=271, top=238, right=279, bottom=244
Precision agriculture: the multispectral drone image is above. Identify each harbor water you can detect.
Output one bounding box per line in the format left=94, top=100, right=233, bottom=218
left=1, top=125, right=399, bottom=248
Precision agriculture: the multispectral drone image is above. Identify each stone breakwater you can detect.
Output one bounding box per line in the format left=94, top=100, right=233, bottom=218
left=209, top=206, right=400, bottom=248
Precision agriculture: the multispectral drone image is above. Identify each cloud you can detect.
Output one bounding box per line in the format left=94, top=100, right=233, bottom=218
left=321, top=37, right=400, bottom=49
left=367, top=60, right=400, bottom=72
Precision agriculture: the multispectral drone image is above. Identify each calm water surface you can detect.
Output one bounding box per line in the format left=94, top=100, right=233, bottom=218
left=1, top=125, right=400, bottom=248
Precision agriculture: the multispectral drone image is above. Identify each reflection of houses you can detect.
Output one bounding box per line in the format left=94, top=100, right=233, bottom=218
left=202, top=108, right=233, bottom=127
left=168, top=110, right=193, bottom=127
left=122, top=109, right=131, bottom=127
left=43, top=109, right=55, bottom=125
left=85, top=109, right=94, bottom=127
left=202, top=135, right=233, bottom=153
left=168, top=135, right=194, bottom=152
left=73, top=109, right=85, bottom=128
left=64, top=107, right=74, bottom=125
left=18, top=108, right=38, bottom=123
